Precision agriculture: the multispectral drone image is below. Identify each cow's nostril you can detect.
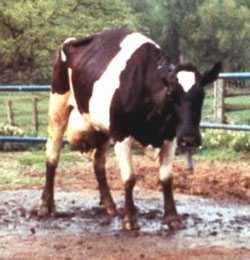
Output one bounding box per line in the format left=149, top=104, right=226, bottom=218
left=179, top=136, right=195, bottom=147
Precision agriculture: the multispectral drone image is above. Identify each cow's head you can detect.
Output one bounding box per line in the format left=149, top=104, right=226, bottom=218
left=160, top=62, right=222, bottom=152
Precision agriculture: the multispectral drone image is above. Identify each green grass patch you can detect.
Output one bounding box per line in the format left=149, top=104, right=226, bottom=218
left=0, top=148, right=91, bottom=188
left=0, top=92, right=49, bottom=136
left=0, top=171, right=43, bottom=186
left=201, top=92, right=250, bottom=124
left=17, top=148, right=88, bottom=170
left=194, top=148, right=243, bottom=161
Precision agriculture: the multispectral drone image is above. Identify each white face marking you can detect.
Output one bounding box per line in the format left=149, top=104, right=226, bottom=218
left=159, top=139, right=176, bottom=182
left=177, top=71, right=196, bottom=92
left=61, top=37, right=76, bottom=62
left=114, top=137, right=134, bottom=183
left=89, top=32, right=159, bottom=130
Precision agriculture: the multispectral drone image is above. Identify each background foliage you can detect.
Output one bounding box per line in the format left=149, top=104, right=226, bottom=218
left=0, top=0, right=140, bottom=83
left=0, top=0, right=250, bottom=83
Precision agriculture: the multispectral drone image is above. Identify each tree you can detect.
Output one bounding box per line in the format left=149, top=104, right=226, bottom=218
left=183, top=0, right=250, bottom=70
left=127, top=0, right=204, bottom=63
left=0, top=0, right=141, bottom=83
left=128, top=0, right=250, bottom=71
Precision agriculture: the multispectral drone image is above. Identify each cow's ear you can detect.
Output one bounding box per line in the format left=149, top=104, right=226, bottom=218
left=201, top=62, right=222, bottom=86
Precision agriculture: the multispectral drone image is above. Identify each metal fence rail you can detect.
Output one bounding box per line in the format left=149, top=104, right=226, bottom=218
left=219, top=72, right=250, bottom=80
left=200, top=122, right=250, bottom=132
left=0, top=85, right=50, bottom=92
left=1, top=122, right=250, bottom=144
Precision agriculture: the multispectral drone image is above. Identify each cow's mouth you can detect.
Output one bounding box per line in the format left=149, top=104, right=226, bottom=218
left=175, top=145, right=199, bottom=155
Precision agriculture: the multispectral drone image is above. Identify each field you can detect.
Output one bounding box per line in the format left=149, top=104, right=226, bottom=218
left=1, top=150, right=250, bottom=259
left=1, top=85, right=250, bottom=259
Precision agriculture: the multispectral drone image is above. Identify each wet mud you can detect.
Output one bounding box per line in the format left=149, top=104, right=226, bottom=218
left=0, top=189, right=250, bottom=250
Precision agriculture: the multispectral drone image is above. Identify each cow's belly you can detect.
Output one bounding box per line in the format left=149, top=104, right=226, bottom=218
left=67, top=107, right=108, bottom=151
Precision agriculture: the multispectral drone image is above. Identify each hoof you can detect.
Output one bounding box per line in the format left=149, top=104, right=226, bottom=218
left=37, top=201, right=55, bottom=217
left=123, top=217, right=140, bottom=231
left=106, top=206, right=118, bottom=217
left=162, top=214, right=184, bottom=230
left=99, top=198, right=117, bottom=217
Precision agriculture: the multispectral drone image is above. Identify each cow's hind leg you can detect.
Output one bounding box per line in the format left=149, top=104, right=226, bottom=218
left=115, top=137, right=138, bottom=230
left=93, top=140, right=117, bottom=216
left=159, top=140, right=181, bottom=228
left=38, top=92, right=70, bottom=217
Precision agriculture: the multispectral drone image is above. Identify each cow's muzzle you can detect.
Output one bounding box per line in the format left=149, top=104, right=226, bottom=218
left=176, top=134, right=201, bottom=154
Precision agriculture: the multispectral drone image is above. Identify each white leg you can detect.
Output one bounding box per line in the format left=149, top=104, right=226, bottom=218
left=159, top=139, right=179, bottom=225
left=114, top=137, right=138, bottom=230
left=39, top=92, right=70, bottom=216
left=159, top=139, right=176, bottom=182
left=114, top=137, right=134, bottom=183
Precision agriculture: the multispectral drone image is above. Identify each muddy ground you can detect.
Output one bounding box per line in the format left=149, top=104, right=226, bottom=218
left=1, top=154, right=250, bottom=259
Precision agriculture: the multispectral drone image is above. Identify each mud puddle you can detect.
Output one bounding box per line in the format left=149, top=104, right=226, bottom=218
left=0, top=189, right=250, bottom=250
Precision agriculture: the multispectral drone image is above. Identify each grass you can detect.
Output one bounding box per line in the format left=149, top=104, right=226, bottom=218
left=0, top=148, right=90, bottom=188
left=193, top=148, right=244, bottom=161
left=17, top=147, right=89, bottom=170
left=0, top=92, right=49, bottom=136
left=202, top=90, right=250, bottom=124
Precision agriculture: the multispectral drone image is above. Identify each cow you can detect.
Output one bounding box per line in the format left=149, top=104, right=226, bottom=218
left=38, top=28, right=221, bottom=230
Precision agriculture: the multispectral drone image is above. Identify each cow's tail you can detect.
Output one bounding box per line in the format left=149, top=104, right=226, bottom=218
left=51, top=36, right=95, bottom=94
left=60, top=35, right=94, bottom=62
left=60, top=37, right=76, bottom=63
left=50, top=41, right=75, bottom=94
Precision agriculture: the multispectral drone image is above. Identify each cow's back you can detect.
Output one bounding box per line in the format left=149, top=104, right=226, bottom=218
left=64, top=28, right=133, bottom=113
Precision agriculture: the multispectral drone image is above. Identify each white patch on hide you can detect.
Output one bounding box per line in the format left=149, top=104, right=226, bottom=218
left=177, top=71, right=195, bottom=93
left=89, top=32, right=159, bottom=130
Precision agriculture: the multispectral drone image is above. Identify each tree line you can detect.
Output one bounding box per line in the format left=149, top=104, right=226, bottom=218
left=0, top=0, right=250, bottom=84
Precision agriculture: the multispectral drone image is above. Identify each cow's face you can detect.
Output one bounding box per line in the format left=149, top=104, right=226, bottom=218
left=166, top=62, right=222, bottom=152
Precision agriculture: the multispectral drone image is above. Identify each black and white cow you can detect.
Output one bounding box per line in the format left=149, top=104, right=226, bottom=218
left=38, top=28, right=221, bottom=230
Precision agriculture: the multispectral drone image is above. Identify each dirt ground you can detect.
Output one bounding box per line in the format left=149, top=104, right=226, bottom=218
left=19, top=154, right=250, bottom=203
left=1, top=155, right=250, bottom=259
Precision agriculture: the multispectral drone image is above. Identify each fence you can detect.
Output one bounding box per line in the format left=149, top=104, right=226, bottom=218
left=1, top=80, right=250, bottom=170
left=214, top=73, right=250, bottom=123
left=0, top=85, right=49, bottom=135
left=1, top=75, right=250, bottom=136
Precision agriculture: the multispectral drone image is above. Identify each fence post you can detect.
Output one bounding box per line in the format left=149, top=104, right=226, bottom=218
left=214, top=79, right=225, bottom=123
left=6, top=100, right=15, bottom=125
left=32, top=97, right=39, bottom=135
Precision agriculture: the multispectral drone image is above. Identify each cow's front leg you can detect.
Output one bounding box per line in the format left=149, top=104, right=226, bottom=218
left=38, top=93, right=70, bottom=217
left=159, top=139, right=180, bottom=228
left=93, top=142, right=117, bottom=217
left=114, top=137, right=138, bottom=230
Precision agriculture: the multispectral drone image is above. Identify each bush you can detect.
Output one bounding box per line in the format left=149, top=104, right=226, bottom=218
left=0, top=124, right=26, bottom=151
left=0, top=124, right=24, bottom=136
left=202, top=129, right=250, bottom=152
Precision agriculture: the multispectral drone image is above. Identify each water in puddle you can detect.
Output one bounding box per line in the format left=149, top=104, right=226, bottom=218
left=0, top=189, right=249, bottom=249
